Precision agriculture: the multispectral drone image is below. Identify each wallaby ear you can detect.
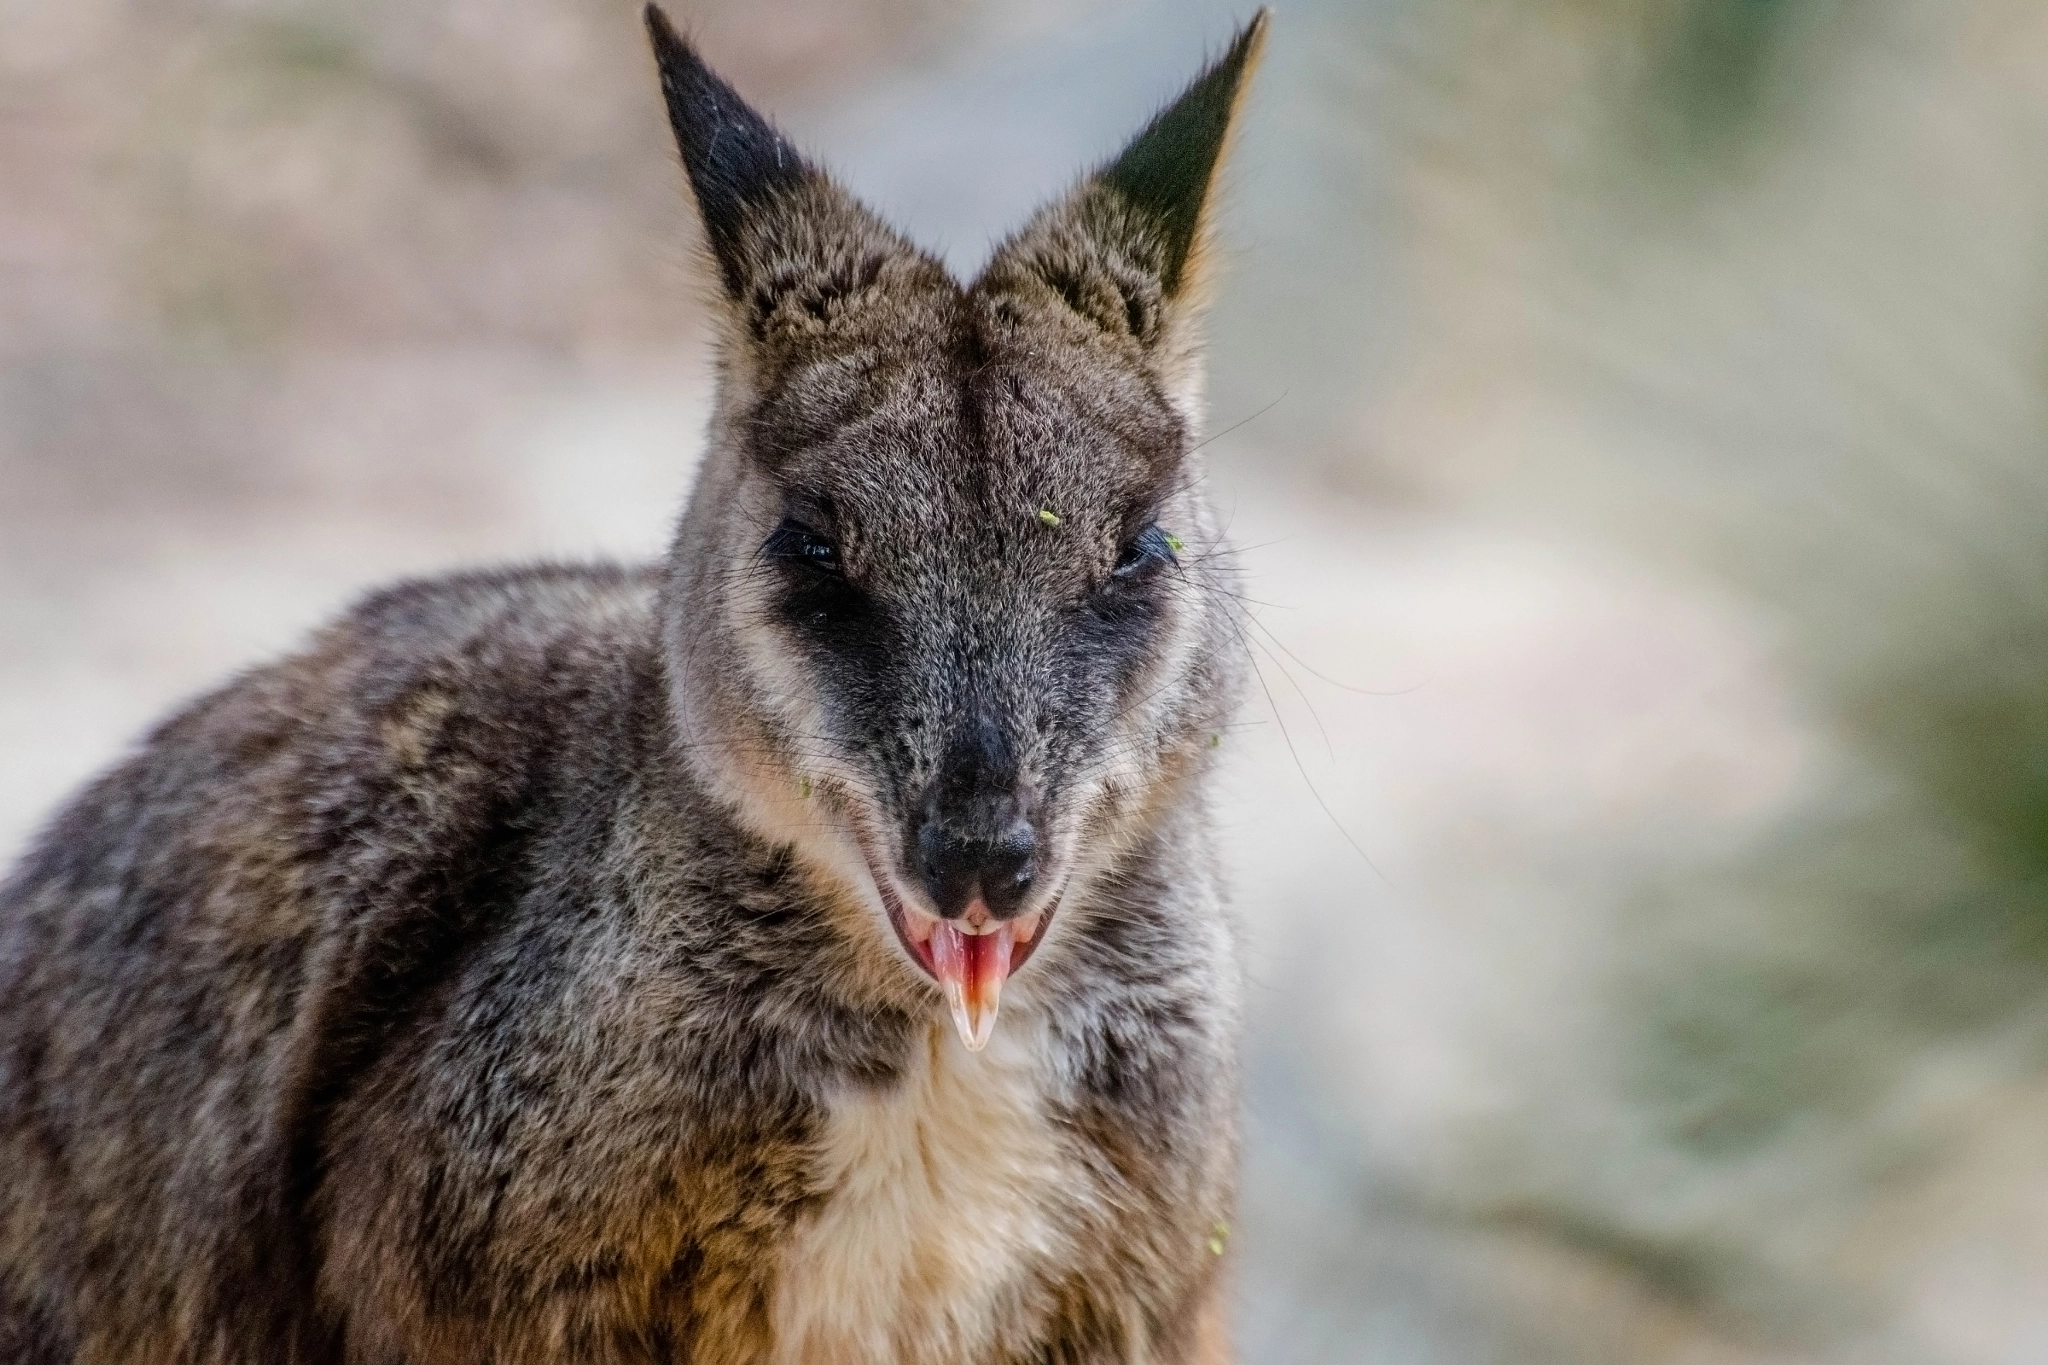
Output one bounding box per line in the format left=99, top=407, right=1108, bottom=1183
left=975, top=11, right=1270, bottom=422
left=1094, top=9, right=1270, bottom=301
left=644, top=5, right=947, bottom=353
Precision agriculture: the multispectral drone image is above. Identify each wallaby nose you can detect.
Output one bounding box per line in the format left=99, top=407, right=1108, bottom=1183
left=913, top=814, right=1038, bottom=921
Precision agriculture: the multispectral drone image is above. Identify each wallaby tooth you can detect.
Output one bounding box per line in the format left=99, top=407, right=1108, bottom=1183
left=965, top=931, right=1013, bottom=1052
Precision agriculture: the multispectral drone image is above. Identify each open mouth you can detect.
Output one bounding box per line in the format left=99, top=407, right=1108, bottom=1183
left=858, top=846, right=1059, bottom=1052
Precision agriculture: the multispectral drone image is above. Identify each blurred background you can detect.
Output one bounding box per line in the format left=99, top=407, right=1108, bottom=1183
left=6, top=0, right=2048, bottom=1359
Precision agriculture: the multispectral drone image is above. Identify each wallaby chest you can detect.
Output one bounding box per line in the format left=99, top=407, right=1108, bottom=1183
left=768, top=1012, right=1082, bottom=1365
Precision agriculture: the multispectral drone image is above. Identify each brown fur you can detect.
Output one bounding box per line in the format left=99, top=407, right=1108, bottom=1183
left=0, top=9, right=1270, bottom=1361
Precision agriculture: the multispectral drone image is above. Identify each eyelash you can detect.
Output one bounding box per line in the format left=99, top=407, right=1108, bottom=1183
left=1113, top=524, right=1178, bottom=577
left=763, top=516, right=1174, bottom=582
left=762, top=518, right=840, bottom=572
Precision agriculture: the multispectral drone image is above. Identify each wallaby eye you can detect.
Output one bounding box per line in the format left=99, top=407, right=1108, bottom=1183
left=1113, top=524, right=1178, bottom=577
left=763, top=518, right=841, bottom=573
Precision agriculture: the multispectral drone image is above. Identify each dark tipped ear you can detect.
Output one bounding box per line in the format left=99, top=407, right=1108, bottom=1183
left=645, top=5, right=811, bottom=299
left=644, top=5, right=947, bottom=346
left=974, top=11, right=1269, bottom=420
left=1099, top=8, right=1270, bottom=297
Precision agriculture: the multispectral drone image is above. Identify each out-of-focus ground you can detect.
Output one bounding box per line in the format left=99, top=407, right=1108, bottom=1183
left=8, top=1, right=2048, bottom=1360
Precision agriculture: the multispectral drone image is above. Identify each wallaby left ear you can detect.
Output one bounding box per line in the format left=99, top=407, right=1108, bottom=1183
left=976, top=10, right=1270, bottom=422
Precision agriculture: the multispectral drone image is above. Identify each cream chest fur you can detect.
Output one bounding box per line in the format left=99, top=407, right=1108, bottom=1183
left=768, top=1009, right=1092, bottom=1365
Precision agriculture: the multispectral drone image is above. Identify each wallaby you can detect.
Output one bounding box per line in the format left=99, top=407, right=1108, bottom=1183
left=0, top=6, right=1266, bottom=1361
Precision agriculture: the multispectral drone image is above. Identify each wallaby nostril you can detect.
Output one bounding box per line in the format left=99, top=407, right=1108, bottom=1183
left=911, top=813, right=1039, bottom=920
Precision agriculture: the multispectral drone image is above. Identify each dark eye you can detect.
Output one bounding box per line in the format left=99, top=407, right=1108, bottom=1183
left=1113, top=524, right=1178, bottom=577
left=763, top=518, right=841, bottom=573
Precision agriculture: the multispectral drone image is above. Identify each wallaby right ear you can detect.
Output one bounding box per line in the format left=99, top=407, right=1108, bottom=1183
left=644, top=5, right=945, bottom=347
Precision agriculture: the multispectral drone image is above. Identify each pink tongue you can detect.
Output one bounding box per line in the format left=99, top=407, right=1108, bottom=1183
left=929, top=919, right=1014, bottom=1052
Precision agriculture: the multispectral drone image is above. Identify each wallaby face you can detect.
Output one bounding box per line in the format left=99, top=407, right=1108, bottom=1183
left=652, top=8, right=1260, bottom=1051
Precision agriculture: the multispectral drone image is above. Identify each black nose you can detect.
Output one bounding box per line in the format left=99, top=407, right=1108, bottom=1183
left=914, top=815, right=1038, bottom=920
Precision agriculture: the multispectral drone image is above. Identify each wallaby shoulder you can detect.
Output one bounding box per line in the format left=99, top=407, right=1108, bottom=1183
left=2, top=558, right=670, bottom=976
left=0, top=560, right=672, bottom=1363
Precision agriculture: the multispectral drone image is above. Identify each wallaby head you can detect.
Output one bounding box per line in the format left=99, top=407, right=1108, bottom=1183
left=648, top=5, right=1263, bottom=1052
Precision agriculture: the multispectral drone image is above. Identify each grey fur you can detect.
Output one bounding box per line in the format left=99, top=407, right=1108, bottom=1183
left=0, top=8, right=1268, bottom=1362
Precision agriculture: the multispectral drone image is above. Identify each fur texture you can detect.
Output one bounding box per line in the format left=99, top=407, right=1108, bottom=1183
left=0, top=8, right=1268, bottom=1361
